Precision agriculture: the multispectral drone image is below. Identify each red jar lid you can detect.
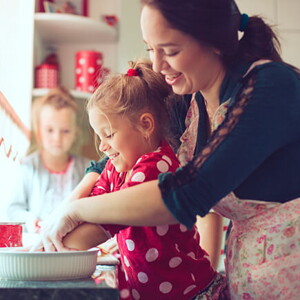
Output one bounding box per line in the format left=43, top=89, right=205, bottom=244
left=36, top=63, right=58, bottom=70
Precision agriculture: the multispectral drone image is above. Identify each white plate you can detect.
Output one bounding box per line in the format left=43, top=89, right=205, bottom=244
left=0, top=247, right=99, bottom=281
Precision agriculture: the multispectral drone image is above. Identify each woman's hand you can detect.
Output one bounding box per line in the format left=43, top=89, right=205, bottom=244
left=30, top=202, right=81, bottom=252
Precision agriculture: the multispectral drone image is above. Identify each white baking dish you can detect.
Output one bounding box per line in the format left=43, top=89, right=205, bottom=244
left=0, top=247, right=99, bottom=281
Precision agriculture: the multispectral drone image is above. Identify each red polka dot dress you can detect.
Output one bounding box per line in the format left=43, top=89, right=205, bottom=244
left=90, top=141, right=216, bottom=300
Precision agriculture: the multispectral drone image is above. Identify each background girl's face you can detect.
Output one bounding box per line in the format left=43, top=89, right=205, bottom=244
left=141, top=5, right=224, bottom=95
left=39, top=105, right=77, bottom=157
left=89, top=109, right=150, bottom=173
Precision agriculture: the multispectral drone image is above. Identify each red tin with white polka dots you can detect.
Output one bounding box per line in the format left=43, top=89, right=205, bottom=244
left=35, top=64, right=59, bottom=88
left=75, top=50, right=103, bottom=93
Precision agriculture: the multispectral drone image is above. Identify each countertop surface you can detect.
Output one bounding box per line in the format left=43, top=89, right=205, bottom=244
left=0, top=265, right=119, bottom=300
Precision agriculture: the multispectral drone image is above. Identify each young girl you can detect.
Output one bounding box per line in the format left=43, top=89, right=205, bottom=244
left=7, top=87, right=90, bottom=233
left=62, top=60, right=227, bottom=300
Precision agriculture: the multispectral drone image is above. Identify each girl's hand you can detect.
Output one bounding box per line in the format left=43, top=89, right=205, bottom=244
left=30, top=202, right=81, bottom=252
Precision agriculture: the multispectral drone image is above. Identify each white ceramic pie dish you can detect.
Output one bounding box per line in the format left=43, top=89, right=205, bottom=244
left=0, top=247, right=99, bottom=281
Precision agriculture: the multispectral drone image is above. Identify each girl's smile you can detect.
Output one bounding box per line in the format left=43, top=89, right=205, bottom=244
left=89, top=110, right=154, bottom=173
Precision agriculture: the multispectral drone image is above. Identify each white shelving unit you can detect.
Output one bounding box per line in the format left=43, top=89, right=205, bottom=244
left=33, top=13, right=118, bottom=98
left=34, top=13, right=117, bottom=44
left=32, top=12, right=118, bottom=159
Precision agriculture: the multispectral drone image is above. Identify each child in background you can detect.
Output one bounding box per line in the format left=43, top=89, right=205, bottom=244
left=7, top=87, right=90, bottom=233
left=62, top=60, right=228, bottom=300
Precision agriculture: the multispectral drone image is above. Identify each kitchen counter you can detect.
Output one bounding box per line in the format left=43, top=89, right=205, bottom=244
left=0, top=265, right=119, bottom=300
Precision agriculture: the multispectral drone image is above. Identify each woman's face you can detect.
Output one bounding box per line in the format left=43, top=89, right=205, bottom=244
left=141, top=5, right=224, bottom=95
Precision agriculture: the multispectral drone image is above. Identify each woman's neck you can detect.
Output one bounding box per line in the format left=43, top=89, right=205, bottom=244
left=41, top=151, right=71, bottom=173
left=201, top=66, right=226, bottom=116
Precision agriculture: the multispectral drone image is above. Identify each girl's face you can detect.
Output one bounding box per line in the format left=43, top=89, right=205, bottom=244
left=141, top=5, right=224, bottom=95
left=89, top=109, right=150, bottom=173
left=39, top=105, right=77, bottom=157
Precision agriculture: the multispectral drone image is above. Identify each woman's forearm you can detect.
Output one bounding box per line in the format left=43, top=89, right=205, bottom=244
left=72, top=180, right=178, bottom=226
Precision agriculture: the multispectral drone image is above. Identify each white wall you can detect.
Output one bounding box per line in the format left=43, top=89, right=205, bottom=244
left=117, top=0, right=147, bottom=72
left=236, top=0, right=300, bottom=68
left=87, top=0, right=122, bottom=73
left=0, top=0, right=34, bottom=128
left=90, top=0, right=147, bottom=73
left=0, top=0, right=34, bottom=220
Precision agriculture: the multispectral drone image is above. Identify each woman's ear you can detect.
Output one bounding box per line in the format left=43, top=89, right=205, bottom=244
left=138, top=112, right=155, bottom=137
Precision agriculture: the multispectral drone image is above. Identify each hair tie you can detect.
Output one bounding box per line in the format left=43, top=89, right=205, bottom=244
left=127, top=68, right=139, bottom=76
left=239, top=13, right=249, bottom=32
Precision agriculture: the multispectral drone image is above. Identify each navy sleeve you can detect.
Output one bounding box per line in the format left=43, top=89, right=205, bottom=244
left=159, top=62, right=300, bottom=229
left=85, top=156, right=109, bottom=174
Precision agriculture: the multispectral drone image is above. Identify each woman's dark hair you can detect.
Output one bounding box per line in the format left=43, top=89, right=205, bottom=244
left=141, top=0, right=283, bottom=66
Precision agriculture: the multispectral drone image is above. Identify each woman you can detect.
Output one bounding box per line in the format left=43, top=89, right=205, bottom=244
left=37, top=0, right=300, bottom=299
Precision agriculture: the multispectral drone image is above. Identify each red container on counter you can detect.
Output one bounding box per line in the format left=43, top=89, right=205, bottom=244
left=35, top=63, right=59, bottom=88
left=0, top=222, right=23, bottom=247
left=75, top=50, right=103, bottom=93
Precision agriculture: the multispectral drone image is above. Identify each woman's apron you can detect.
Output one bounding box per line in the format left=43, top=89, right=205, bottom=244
left=178, top=59, right=300, bottom=299
left=213, top=195, right=300, bottom=300
left=210, top=59, right=300, bottom=299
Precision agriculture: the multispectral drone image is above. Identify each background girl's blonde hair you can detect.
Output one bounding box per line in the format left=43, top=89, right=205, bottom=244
left=87, top=59, right=173, bottom=146
left=28, top=87, right=80, bottom=155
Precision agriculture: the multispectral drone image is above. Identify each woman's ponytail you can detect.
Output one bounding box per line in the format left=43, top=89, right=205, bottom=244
left=237, top=16, right=282, bottom=63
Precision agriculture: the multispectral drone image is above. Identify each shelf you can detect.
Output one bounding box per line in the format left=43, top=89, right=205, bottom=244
left=32, top=88, right=92, bottom=100
left=34, top=13, right=117, bottom=44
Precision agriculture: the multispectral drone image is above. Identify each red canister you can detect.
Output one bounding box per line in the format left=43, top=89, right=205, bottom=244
left=75, top=50, right=103, bottom=93
left=35, top=63, right=59, bottom=88
left=0, top=222, right=23, bottom=247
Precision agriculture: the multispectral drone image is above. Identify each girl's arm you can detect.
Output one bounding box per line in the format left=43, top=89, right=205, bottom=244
left=7, top=163, right=39, bottom=233
left=65, top=156, right=109, bottom=202
left=196, top=213, right=223, bottom=270
left=64, top=172, right=100, bottom=202
left=63, top=222, right=109, bottom=250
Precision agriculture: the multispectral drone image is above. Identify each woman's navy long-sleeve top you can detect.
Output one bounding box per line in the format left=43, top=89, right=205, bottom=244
left=159, top=61, right=300, bottom=229
left=86, top=61, right=300, bottom=229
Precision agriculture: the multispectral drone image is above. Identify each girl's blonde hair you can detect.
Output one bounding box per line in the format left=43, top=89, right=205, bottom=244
left=87, top=59, right=173, bottom=144
left=28, top=87, right=80, bottom=154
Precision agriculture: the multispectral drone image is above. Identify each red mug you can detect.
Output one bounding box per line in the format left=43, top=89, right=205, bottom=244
left=0, top=222, right=24, bottom=247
